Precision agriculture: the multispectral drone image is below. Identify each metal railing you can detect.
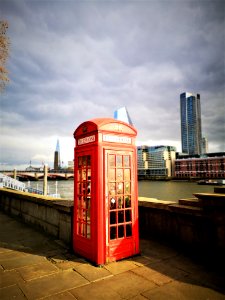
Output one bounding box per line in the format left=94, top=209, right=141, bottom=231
left=0, top=173, right=26, bottom=191
left=0, top=173, right=60, bottom=198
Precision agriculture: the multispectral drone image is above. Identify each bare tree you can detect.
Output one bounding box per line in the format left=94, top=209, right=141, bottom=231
left=0, top=21, right=10, bottom=92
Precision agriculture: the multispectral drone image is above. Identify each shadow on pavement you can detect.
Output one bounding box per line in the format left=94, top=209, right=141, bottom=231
left=1, top=211, right=225, bottom=299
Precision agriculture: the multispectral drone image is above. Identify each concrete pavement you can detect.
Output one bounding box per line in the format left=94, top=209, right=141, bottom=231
left=0, top=211, right=225, bottom=300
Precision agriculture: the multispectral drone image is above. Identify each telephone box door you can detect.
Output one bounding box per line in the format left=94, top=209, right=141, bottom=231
left=74, top=150, right=93, bottom=260
left=105, top=149, right=139, bottom=262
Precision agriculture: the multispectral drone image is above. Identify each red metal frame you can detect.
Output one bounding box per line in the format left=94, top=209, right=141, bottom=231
left=73, top=118, right=139, bottom=265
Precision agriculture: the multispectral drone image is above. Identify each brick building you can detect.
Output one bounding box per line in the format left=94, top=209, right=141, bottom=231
left=175, top=153, right=225, bottom=179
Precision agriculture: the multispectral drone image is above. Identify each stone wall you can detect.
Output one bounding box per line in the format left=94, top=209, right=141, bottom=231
left=0, top=188, right=225, bottom=258
left=138, top=192, right=225, bottom=259
left=0, top=188, right=73, bottom=245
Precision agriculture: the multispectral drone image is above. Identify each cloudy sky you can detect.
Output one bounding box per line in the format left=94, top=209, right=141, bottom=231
left=0, top=0, right=224, bottom=170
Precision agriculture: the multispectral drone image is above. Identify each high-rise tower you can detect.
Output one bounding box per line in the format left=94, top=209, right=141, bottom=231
left=180, top=92, right=202, bottom=155
left=114, top=107, right=133, bottom=126
left=54, top=139, right=61, bottom=170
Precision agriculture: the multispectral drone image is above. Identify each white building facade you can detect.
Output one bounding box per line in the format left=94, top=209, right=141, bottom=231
left=137, top=145, right=176, bottom=179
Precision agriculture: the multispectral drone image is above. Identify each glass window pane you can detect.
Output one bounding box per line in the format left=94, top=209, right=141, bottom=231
left=110, top=197, right=116, bottom=210
left=78, top=183, right=82, bottom=194
left=82, top=156, right=87, bottom=166
left=87, top=181, right=91, bottom=194
left=110, top=226, right=117, bottom=240
left=82, top=169, right=86, bottom=180
left=118, top=211, right=124, bottom=223
left=124, top=155, right=130, bottom=167
left=109, top=183, right=116, bottom=196
left=87, top=169, right=91, bottom=180
left=126, top=224, right=132, bottom=237
left=109, top=169, right=115, bottom=181
left=87, top=155, right=91, bottom=166
left=87, top=225, right=91, bottom=238
left=116, top=169, right=123, bottom=182
left=117, top=182, right=123, bottom=194
left=78, top=196, right=82, bottom=208
left=118, top=225, right=124, bottom=238
left=116, top=155, right=122, bottom=167
left=76, top=155, right=91, bottom=239
left=110, top=211, right=116, bottom=224
left=78, top=157, right=82, bottom=167
left=125, top=210, right=131, bottom=222
left=125, top=196, right=131, bottom=208
left=77, top=221, right=81, bottom=235
left=77, top=208, right=81, bottom=219
left=87, top=200, right=91, bottom=220
left=124, top=169, right=130, bottom=181
left=78, top=170, right=82, bottom=181
left=118, top=196, right=123, bottom=209
left=125, top=182, right=130, bottom=194
left=109, top=155, right=115, bottom=167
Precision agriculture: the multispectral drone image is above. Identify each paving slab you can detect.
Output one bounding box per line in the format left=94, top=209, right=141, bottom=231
left=17, top=261, right=59, bottom=281
left=0, top=269, right=24, bottom=288
left=20, top=270, right=88, bottom=299
left=141, top=280, right=225, bottom=300
left=131, top=254, right=160, bottom=266
left=104, top=259, right=139, bottom=275
left=164, top=254, right=225, bottom=293
left=53, top=259, right=85, bottom=271
left=131, top=264, right=173, bottom=286
left=145, top=260, right=190, bottom=281
left=74, top=263, right=112, bottom=282
left=70, top=280, right=123, bottom=300
left=0, top=249, right=28, bottom=261
left=1, top=253, right=47, bottom=270
left=101, top=270, right=157, bottom=299
left=0, top=284, right=27, bottom=300
left=42, top=291, right=76, bottom=299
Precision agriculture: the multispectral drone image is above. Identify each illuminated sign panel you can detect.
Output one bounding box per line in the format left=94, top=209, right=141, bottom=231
left=78, top=135, right=95, bottom=145
left=103, top=134, right=131, bottom=144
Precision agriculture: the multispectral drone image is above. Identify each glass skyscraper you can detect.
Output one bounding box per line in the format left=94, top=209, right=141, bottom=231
left=180, top=92, right=202, bottom=155
left=114, top=106, right=133, bottom=126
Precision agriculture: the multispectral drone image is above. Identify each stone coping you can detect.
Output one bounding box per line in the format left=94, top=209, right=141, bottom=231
left=0, top=188, right=73, bottom=213
left=138, top=197, right=176, bottom=210
left=193, top=192, right=225, bottom=207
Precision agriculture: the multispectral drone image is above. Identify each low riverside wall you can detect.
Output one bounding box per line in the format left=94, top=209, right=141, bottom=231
left=0, top=188, right=73, bottom=245
left=139, top=187, right=225, bottom=259
left=0, top=187, right=225, bottom=258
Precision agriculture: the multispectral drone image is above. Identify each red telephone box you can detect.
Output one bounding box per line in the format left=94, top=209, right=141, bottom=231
left=73, top=118, right=139, bottom=265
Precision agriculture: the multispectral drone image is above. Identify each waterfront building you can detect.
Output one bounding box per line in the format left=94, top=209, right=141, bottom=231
left=114, top=106, right=133, bottom=126
left=137, top=145, right=176, bottom=179
left=67, top=160, right=74, bottom=170
left=25, top=165, right=42, bottom=172
left=201, top=136, right=208, bottom=154
left=175, top=152, right=225, bottom=179
left=180, top=92, right=202, bottom=155
left=25, top=161, right=42, bottom=172
left=54, top=139, right=61, bottom=170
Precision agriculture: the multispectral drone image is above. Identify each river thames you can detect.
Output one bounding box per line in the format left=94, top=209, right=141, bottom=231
left=28, top=179, right=214, bottom=202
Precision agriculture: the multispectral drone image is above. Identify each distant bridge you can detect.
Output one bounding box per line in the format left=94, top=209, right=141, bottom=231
left=2, top=171, right=74, bottom=181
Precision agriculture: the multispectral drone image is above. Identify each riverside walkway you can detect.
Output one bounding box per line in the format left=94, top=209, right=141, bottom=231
left=0, top=211, right=225, bottom=300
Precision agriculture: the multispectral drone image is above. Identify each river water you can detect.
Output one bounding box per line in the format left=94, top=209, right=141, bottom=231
left=28, top=179, right=214, bottom=202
